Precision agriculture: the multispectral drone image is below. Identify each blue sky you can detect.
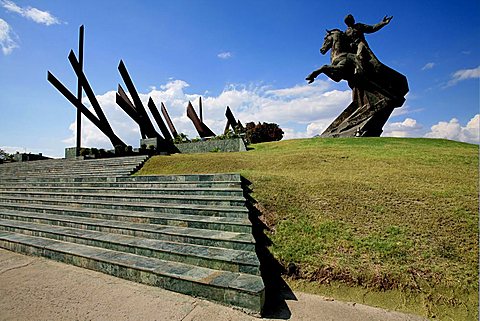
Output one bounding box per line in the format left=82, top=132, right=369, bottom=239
left=1, top=0, right=479, bottom=157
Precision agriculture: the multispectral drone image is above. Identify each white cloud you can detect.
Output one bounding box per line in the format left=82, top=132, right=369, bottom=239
left=383, top=118, right=423, bottom=138
left=390, top=93, right=424, bottom=118
left=0, top=145, right=46, bottom=155
left=447, top=66, right=480, bottom=87
left=424, top=114, right=479, bottom=144
left=421, top=62, right=435, bottom=71
left=281, top=128, right=304, bottom=140
left=217, top=51, right=232, bottom=59
left=0, top=18, right=18, bottom=54
left=306, top=121, right=331, bottom=136
left=1, top=145, right=25, bottom=154
left=1, top=0, right=61, bottom=25
left=265, top=81, right=331, bottom=97
left=391, top=105, right=423, bottom=117
left=62, top=80, right=351, bottom=148
left=281, top=120, right=333, bottom=140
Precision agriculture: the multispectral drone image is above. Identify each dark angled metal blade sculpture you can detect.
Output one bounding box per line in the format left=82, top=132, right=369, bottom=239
left=161, top=102, right=178, bottom=138
left=186, top=101, right=216, bottom=138
left=68, top=51, right=112, bottom=132
left=48, top=26, right=182, bottom=153
left=48, top=25, right=126, bottom=149
left=224, top=106, right=244, bottom=134
left=115, top=84, right=146, bottom=139
left=75, top=25, right=84, bottom=156
left=147, top=98, right=173, bottom=141
left=47, top=71, right=126, bottom=147
left=117, top=60, right=161, bottom=139
left=116, top=60, right=177, bottom=152
left=199, top=96, right=203, bottom=123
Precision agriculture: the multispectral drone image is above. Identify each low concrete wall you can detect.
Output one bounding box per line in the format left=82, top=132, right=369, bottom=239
left=14, top=153, right=51, bottom=162
left=65, top=138, right=247, bottom=158
left=65, top=147, right=79, bottom=159
left=174, top=138, right=247, bottom=154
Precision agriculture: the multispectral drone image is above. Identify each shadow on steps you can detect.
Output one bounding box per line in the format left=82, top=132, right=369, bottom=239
left=243, top=177, right=296, bottom=319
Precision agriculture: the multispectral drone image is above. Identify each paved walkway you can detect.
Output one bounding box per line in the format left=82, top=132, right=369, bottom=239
left=0, top=249, right=426, bottom=321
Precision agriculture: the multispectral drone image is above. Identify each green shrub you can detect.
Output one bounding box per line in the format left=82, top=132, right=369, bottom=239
left=147, top=145, right=156, bottom=155
left=79, top=148, right=90, bottom=157
left=90, top=148, right=99, bottom=157
left=173, top=133, right=190, bottom=144
left=245, top=122, right=284, bottom=144
left=114, top=145, right=124, bottom=156
left=211, top=129, right=242, bottom=141
left=98, top=149, right=107, bottom=158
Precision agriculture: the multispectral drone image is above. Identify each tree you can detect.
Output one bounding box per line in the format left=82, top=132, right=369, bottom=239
left=0, top=148, right=11, bottom=163
left=245, top=122, right=284, bottom=144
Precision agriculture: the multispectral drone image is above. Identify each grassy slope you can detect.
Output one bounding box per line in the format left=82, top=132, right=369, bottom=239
left=138, top=137, right=479, bottom=320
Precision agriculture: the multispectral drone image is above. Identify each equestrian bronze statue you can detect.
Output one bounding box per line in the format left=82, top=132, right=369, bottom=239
left=307, top=15, right=408, bottom=137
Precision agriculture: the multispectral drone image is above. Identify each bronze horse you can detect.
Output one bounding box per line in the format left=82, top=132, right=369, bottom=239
left=306, top=29, right=357, bottom=84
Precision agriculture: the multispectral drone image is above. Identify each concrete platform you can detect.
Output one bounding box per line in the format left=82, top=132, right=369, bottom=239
left=0, top=249, right=427, bottom=321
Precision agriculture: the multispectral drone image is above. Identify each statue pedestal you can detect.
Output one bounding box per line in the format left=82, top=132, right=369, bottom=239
left=321, top=87, right=396, bottom=137
left=320, top=64, right=408, bottom=138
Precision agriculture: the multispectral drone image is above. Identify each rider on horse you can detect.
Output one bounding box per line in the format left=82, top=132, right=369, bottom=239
left=306, top=14, right=393, bottom=84
left=344, top=14, right=393, bottom=74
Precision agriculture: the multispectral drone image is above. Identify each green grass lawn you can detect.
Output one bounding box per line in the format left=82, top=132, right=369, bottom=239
left=138, top=137, right=479, bottom=320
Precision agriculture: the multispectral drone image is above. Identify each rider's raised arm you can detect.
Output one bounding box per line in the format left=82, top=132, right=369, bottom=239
left=358, top=16, right=393, bottom=34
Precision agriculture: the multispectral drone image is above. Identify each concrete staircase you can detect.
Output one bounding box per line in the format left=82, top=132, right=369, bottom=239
left=0, top=155, right=149, bottom=178
left=0, top=156, right=264, bottom=315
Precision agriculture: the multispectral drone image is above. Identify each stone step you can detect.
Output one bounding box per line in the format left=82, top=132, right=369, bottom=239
left=0, top=196, right=248, bottom=218
left=0, top=191, right=246, bottom=207
left=0, top=155, right=149, bottom=177
left=0, top=171, right=136, bottom=178
left=0, top=166, right=146, bottom=176
left=0, top=202, right=252, bottom=233
left=0, top=219, right=260, bottom=275
left=0, top=161, right=147, bottom=171
left=0, top=181, right=241, bottom=189
left=127, top=174, right=242, bottom=182
left=0, top=155, right=148, bottom=167
left=0, top=167, right=138, bottom=174
left=0, top=172, right=133, bottom=179
left=0, top=174, right=242, bottom=184
left=109, top=174, right=243, bottom=182
left=0, top=186, right=244, bottom=197
left=0, top=167, right=137, bottom=174
left=0, top=231, right=264, bottom=314
left=0, top=210, right=255, bottom=251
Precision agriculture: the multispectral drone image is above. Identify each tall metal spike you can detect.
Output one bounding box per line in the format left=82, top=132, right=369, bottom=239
left=199, top=96, right=203, bottom=123
left=224, top=106, right=244, bottom=134
left=118, top=60, right=160, bottom=139
left=115, top=85, right=146, bottom=139
left=148, top=98, right=173, bottom=141
left=186, top=101, right=215, bottom=138
left=75, top=25, right=84, bottom=156
left=48, top=71, right=126, bottom=147
left=68, top=51, right=113, bottom=133
left=161, top=102, right=178, bottom=138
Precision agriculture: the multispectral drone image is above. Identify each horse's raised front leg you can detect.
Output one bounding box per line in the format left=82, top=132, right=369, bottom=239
left=306, top=65, right=328, bottom=84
